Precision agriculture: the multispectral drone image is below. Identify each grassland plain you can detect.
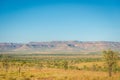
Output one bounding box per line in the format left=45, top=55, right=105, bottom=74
left=0, top=54, right=120, bottom=80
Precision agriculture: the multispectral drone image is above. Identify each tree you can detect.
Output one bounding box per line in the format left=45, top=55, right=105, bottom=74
left=63, top=61, right=68, bottom=70
left=103, top=50, right=119, bottom=77
left=17, top=61, right=26, bottom=76
left=0, top=54, right=10, bottom=72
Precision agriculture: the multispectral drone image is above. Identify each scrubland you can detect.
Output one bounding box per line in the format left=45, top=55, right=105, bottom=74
left=0, top=54, right=120, bottom=80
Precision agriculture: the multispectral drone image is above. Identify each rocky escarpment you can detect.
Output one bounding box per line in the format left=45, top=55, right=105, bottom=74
left=0, top=41, right=120, bottom=52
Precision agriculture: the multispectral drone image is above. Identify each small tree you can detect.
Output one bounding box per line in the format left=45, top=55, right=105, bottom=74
left=103, top=50, right=119, bottom=77
left=39, top=62, right=43, bottom=70
left=63, top=61, right=68, bottom=70
left=17, top=61, right=26, bottom=75
left=0, top=54, right=10, bottom=72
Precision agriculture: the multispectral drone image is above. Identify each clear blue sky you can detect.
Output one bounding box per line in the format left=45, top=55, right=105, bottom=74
left=0, top=0, right=120, bottom=43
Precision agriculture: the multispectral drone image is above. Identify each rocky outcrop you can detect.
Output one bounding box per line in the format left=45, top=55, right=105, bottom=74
left=0, top=41, right=120, bottom=52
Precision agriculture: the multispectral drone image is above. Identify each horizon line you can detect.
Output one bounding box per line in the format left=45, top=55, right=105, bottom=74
left=0, top=40, right=120, bottom=43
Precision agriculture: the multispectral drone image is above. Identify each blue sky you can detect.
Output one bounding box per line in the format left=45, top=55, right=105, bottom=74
left=0, top=0, right=120, bottom=43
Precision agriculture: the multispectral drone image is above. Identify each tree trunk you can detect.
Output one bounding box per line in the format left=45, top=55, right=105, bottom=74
left=18, top=67, right=21, bottom=74
left=108, top=66, right=112, bottom=77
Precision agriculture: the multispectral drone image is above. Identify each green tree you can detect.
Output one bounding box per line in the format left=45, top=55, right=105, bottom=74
left=63, top=61, right=68, bottom=70
left=103, top=50, right=119, bottom=77
left=0, top=54, right=11, bottom=72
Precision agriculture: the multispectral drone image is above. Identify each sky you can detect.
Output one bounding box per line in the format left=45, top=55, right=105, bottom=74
left=0, top=0, right=120, bottom=43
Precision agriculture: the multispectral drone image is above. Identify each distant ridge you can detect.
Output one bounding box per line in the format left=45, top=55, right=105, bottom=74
left=14, top=44, right=30, bottom=51
left=0, top=41, right=120, bottom=53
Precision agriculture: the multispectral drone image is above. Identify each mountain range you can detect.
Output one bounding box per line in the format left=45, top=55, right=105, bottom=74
left=0, top=41, right=120, bottom=54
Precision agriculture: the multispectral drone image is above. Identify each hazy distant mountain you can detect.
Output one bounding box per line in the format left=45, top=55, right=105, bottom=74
left=0, top=41, right=120, bottom=53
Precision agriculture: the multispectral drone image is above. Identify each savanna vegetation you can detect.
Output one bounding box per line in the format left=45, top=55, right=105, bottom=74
left=0, top=51, right=120, bottom=80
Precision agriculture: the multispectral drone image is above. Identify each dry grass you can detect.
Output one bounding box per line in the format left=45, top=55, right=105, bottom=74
left=0, top=66, right=120, bottom=80
left=74, top=61, right=120, bottom=68
left=0, top=57, right=120, bottom=80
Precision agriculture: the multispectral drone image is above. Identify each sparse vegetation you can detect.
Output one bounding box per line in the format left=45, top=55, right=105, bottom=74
left=103, top=50, right=119, bottom=77
left=0, top=53, right=120, bottom=80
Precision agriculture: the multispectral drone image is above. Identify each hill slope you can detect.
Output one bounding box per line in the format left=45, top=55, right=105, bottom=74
left=0, top=41, right=120, bottom=53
